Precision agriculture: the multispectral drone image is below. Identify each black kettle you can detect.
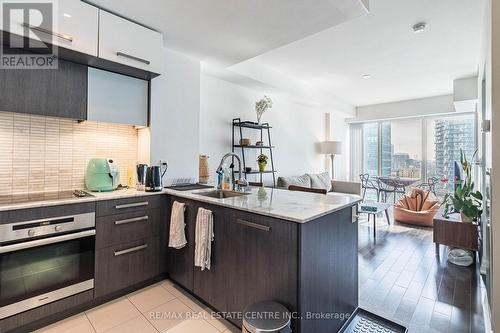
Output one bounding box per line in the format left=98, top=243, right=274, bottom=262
left=145, top=165, right=167, bottom=192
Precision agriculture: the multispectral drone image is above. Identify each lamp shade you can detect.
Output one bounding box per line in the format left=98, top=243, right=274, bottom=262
left=319, top=141, right=342, bottom=155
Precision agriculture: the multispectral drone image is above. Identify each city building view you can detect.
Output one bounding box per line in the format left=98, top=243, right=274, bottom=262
left=362, top=114, right=475, bottom=196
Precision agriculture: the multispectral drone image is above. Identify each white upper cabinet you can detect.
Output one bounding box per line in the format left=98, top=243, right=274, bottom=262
left=98, top=10, right=162, bottom=74
left=1, top=0, right=99, bottom=56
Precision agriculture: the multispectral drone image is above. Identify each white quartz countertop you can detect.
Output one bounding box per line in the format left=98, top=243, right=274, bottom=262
left=0, top=187, right=361, bottom=223
left=0, top=188, right=167, bottom=212
left=164, top=186, right=362, bottom=223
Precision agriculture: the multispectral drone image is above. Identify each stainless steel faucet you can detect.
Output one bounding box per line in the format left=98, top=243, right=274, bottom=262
left=216, top=153, right=248, bottom=191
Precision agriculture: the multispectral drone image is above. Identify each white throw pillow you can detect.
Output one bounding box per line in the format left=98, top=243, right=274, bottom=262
left=277, top=174, right=311, bottom=189
left=308, top=172, right=332, bottom=192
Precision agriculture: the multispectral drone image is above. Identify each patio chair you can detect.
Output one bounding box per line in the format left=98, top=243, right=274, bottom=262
left=418, top=176, right=439, bottom=195
left=359, top=174, right=380, bottom=201
left=378, top=176, right=402, bottom=203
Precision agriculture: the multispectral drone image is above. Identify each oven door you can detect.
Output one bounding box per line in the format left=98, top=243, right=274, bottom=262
left=0, top=229, right=95, bottom=319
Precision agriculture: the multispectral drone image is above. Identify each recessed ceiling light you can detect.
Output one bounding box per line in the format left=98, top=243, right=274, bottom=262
left=63, top=13, right=72, bottom=18
left=412, top=22, right=427, bottom=33
left=362, top=74, right=371, bottom=79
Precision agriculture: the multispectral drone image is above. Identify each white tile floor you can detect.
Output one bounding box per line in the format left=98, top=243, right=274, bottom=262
left=36, top=280, right=239, bottom=333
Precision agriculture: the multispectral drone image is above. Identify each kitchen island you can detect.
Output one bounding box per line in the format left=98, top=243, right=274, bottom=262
left=164, top=186, right=361, bottom=333
left=0, top=186, right=360, bottom=333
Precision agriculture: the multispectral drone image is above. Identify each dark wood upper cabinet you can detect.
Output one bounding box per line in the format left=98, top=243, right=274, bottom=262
left=0, top=58, right=87, bottom=120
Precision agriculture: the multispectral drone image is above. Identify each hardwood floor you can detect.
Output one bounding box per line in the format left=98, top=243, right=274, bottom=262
left=358, top=209, right=485, bottom=333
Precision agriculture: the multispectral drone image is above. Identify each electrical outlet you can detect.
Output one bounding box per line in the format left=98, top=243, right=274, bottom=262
left=160, top=160, right=168, bottom=166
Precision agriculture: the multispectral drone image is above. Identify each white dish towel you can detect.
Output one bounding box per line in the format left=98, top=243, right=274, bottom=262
left=168, top=201, right=187, bottom=249
left=194, top=207, right=214, bottom=271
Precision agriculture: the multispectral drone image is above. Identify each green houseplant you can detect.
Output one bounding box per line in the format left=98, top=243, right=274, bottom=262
left=257, top=154, right=268, bottom=172
left=445, top=149, right=483, bottom=223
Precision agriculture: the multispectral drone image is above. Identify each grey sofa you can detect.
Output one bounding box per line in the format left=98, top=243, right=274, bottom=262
left=277, top=172, right=362, bottom=196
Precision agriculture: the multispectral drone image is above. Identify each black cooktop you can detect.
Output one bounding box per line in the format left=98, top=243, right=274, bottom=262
left=0, top=190, right=94, bottom=205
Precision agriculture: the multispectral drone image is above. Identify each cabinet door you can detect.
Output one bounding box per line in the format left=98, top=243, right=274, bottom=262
left=226, top=210, right=298, bottom=327
left=193, top=203, right=228, bottom=311
left=95, top=237, right=160, bottom=298
left=87, top=67, right=148, bottom=126
left=3, top=0, right=98, bottom=56
left=166, top=197, right=196, bottom=291
left=98, top=10, right=162, bottom=73
left=0, top=58, right=87, bottom=119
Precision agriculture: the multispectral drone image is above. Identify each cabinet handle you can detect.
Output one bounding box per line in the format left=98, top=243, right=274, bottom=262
left=115, top=202, right=149, bottom=209
left=114, top=244, right=147, bottom=256
left=115, top=215, right=148, bottom=225
left=116, top=52, right=151, bottom=65
left=236, top=219, right=271, bottom=232
left=21, top=23, right=73, bottom=42
left=352, top=206, right=359, bottom=223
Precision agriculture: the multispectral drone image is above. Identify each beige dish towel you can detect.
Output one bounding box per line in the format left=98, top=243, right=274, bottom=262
left=168, top=201, right=187, bottom=249
left=194, top=207, right=214, bottom=271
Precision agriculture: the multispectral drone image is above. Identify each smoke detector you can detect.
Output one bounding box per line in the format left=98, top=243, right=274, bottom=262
left=412, top=22, right=427, bottom=33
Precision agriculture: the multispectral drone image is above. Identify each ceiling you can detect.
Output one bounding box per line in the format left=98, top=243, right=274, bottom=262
left=230, top=0, right=484, bottom=106
left=85, top=0, right=369, bottom=67
left=86, top=0, right=483, bottom=108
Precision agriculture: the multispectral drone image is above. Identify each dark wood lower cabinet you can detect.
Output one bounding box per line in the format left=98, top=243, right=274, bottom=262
left=0, top=290, right=93, bottom=333
left=94, top=236, right=161, bottom=298
left=193, top=203, right=228, bottom=312
left=225, top=209, right=298, bottom=328
left=298, top=206, right=358, bottom=333
left=166, top=196, right=196, bottom=291
left=166, top=197, right=358, bottom=333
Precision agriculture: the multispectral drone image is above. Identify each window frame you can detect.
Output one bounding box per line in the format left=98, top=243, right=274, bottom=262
left=357, top=112, right=477, bottom=182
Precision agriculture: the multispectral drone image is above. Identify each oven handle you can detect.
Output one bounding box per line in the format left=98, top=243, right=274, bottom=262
left=0, top=229, right=95, bottom=254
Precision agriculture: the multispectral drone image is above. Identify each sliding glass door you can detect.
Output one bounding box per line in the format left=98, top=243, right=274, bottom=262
left=362, top=119, right=423, bottom=180
left=382, top=119, right=423, bottom=179
left=362, top=123, right=379, bottom=177
left=425, top=114, right=476, bottom=195
left=357, top=113, right=475, bottom=198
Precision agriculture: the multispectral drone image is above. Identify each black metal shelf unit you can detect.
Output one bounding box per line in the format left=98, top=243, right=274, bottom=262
left=232, top=118, right=276, bottom=187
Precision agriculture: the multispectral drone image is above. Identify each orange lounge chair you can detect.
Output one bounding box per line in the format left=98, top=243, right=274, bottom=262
left=393, top=188, right=440, bottom=227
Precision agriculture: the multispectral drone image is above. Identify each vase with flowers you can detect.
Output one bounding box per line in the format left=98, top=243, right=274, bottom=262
left=257, top=154, right=268, bottom=172
left=255, top=95, right=273, bottom=125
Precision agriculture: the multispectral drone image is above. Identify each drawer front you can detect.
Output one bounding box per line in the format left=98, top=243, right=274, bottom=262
left=95, top=237, right=160, bottom=298
left=96, top=208, right=162, bottom=249
left=96, top=195, right=163, bottom=217
left=0, top=202, right=95, bottom=225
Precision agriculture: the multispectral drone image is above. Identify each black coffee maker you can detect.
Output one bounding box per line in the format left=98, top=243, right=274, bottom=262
left=145, top=164, right=167, bottom=192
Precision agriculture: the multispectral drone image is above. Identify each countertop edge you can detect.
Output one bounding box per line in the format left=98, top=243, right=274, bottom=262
left=0, top=188, right=362, bottom=223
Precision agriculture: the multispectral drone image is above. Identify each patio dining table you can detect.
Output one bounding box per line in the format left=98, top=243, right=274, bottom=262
left=379, top=176, right=420, bottom=188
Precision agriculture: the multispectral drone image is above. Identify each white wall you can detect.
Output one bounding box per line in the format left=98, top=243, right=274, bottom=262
left=490, top=0, right=500, bottom=331
left=350, top=94, right=456, bottom=122
left=150, top=48, right=201, bottom=184
left=199, top=74, right=349, bottom=184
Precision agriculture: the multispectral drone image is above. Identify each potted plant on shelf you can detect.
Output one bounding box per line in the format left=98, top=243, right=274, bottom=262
left=257, top=154, right=268, bottom=172
left=255, top=95, right=273, bottom=125
left=444, top=149, right=483, bottom=223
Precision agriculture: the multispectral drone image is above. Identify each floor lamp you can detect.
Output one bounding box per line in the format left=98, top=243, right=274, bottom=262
left=319, top=141, right=342, bottom=179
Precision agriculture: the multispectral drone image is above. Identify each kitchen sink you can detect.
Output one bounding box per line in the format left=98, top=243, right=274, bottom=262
left=193, top=189, right=250, bottom=199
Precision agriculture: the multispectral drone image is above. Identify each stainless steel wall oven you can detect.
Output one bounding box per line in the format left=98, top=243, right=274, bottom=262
left=0, top=212, right=95, bottom=319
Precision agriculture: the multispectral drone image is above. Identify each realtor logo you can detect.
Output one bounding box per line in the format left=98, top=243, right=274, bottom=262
left=1, top=1, right=58, bottom=69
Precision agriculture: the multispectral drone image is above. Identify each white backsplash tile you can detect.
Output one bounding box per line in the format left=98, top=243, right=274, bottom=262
left=0, top=111, right=138, bottom=195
